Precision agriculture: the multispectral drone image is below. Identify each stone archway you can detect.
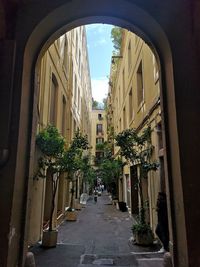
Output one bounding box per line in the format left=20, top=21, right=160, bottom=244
left=1, top=1, right=200, bottom=267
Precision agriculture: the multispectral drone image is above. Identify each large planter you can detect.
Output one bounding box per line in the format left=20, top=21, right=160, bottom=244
left=74, top=199, right=82, bottom=210
left=66, top=210, right=77, bottom=221
left=42, top=230, right=58, bottom=248
left=112, top=199, right=118, bottom=206
left=134, top=231, right=153, bottom=246
left=118, top=201, right=127, bottom=212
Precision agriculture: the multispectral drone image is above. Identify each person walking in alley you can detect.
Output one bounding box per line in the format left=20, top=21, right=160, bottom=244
left=155, top=192, right=169, bottom=252
left=94, top=190, right=98, bottom=203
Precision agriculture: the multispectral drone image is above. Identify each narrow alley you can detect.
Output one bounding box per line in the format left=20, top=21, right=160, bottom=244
left=31, top=192, right=163, bottom=267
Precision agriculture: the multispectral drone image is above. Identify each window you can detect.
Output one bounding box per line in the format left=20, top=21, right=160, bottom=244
left=123, top=107, right=126, bottom=129
left=137, top=62, right=144, bottom=106
left=78, top=87, right=80, bottom=111
left=63, top=39, right=68, bottom=72
left=73, top=119, right=76, bottom=136
left=74, top=75, right=77, bottom=104
left=153, top=55, right=159, bottom=82
left=98, top=114, right=103, bottom=120
left=78, top=50, right=81, bottom=75
left=96, top=124, right=103, bottom=134
left=49, top=74, right=58, bottom=125
left=76, top=31, right=78, bottom=60
left=122, top=69, right=125, bottom=96
left=62, top=96, right=67, bottom=136
left=128, top=41, right=131, bottom=71
left=96, top=138, right=104, bottom=144
left=157, top=123, right=163, bottom=149
left=129, top=88, right=133, bottom=122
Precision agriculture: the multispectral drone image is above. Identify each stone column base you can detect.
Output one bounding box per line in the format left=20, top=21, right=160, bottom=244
left=163, top=252, right=173, bottom=267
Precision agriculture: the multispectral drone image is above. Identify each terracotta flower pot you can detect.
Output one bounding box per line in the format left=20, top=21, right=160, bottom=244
left=66, top=210, right=77, bottom=221
left=134, top=231, right=153, bottom=246
left=42, top=229, right=58, bottom=248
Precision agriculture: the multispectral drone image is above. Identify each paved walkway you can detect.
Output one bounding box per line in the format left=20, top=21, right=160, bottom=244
left=32, top=192, right=164, bottom=267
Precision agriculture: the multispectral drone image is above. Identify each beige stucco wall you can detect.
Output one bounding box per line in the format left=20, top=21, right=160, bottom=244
left=28, top=26, right=92, bottom=245
left=109, top=29, right=162, bottom=232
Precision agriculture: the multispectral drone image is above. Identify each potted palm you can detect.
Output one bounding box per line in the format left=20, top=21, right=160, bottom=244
left=35, top=125, right=65, bottom=247
left=115, top=126, right=159, bottom=245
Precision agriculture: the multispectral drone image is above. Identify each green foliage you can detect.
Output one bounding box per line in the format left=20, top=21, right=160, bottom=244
left=70, top=130, right=89, bottom=150
left=35, top=125, right=66, bottom=231
left=92, top=99, right=104, bottom=110
left=132, top=222, right=153, bottom=235
left=115, top=126, right=159, bottom=225
left=99, top=157, right=123, bottom=185
left=61, top=130, right=89, bottom=178
left=36, top=125, right=65, bottom=157
left=103, top=98, right=107, bottom=110
left=115, top=127, right=158, bottom=175
left=111, top=26, right=122, bottom=53
left=96, top=143, right=105, bottom=151
left=36, top=125, right=66, bottom=177
left=80, top=154, right=96, bottom=188
left=35, top=126, right=90, bottom=228
left=92, top=99, right=99, bottom=109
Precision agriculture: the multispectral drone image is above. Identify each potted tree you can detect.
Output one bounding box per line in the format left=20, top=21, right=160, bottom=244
left=97, top=140, right=124, bottom=207
left=35, top=125, right=65, bottom=247
left=79, top=154, right=96, bottom=196
left=61, top=130, right=89, bottom=221
left=115, top=126, right=159, bottom=245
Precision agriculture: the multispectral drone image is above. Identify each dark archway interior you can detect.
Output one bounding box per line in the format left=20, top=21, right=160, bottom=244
left=1, top=1, right=200, bottom=267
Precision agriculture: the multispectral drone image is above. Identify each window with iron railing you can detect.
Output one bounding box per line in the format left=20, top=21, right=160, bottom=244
left=96, top=124, right=103, bottom=135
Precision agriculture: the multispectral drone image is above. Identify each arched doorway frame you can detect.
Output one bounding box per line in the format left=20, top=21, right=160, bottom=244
left=2, top=1, right=194, bottom=266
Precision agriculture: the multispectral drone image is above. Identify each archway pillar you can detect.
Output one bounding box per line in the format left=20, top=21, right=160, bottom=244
left=162, top=18, right=200, bottom=266
left=0, top=1, right=200, bottom=267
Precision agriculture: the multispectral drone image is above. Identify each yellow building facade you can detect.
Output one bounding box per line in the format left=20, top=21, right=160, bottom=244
left=28, top=26, right=92, bottom=245
left=91, top=108, right=107, bottom=168
left=109, top=30, right=164, bottom=233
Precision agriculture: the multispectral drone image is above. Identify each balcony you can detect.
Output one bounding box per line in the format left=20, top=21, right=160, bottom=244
left=96, top=131, right=104, bottom=137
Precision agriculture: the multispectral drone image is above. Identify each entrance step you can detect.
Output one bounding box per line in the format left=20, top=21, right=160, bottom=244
left=77, top=264, right=135, bottom=267
left=78, top=253, right=138, bottom=266
left=131, top=251, right=164, bottom=267
left=78, top=253, right=164, bottom=267
left=137, top=258, right=163, bottom=267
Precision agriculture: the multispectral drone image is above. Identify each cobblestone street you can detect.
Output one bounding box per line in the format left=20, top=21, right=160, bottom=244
left=32, top=192, right=164, bottom=267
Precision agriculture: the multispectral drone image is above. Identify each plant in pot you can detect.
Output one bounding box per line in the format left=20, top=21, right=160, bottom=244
left=35, top=125, right=65, bottom=247
left=99, top=156, right=124, bottom=205
left=115, top=126, right=159, bottom=245
left=97, top=140, right=124, bottom=203
left=79, top=154, right=96, bottom=196
left=61, top=130, right=89, bottom=220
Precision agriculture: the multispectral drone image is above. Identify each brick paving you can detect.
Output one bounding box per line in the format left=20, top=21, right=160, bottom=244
left=31, top=192, right=164, bottom=267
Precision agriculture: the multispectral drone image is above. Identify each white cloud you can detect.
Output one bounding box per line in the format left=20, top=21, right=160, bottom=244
left=91, top=78, right=109, bottom=103
left=93, top=38, right=107, bottom=47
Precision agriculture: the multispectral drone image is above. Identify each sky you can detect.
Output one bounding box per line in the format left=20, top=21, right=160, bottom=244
left=85, top=24, right=114, bottom=104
